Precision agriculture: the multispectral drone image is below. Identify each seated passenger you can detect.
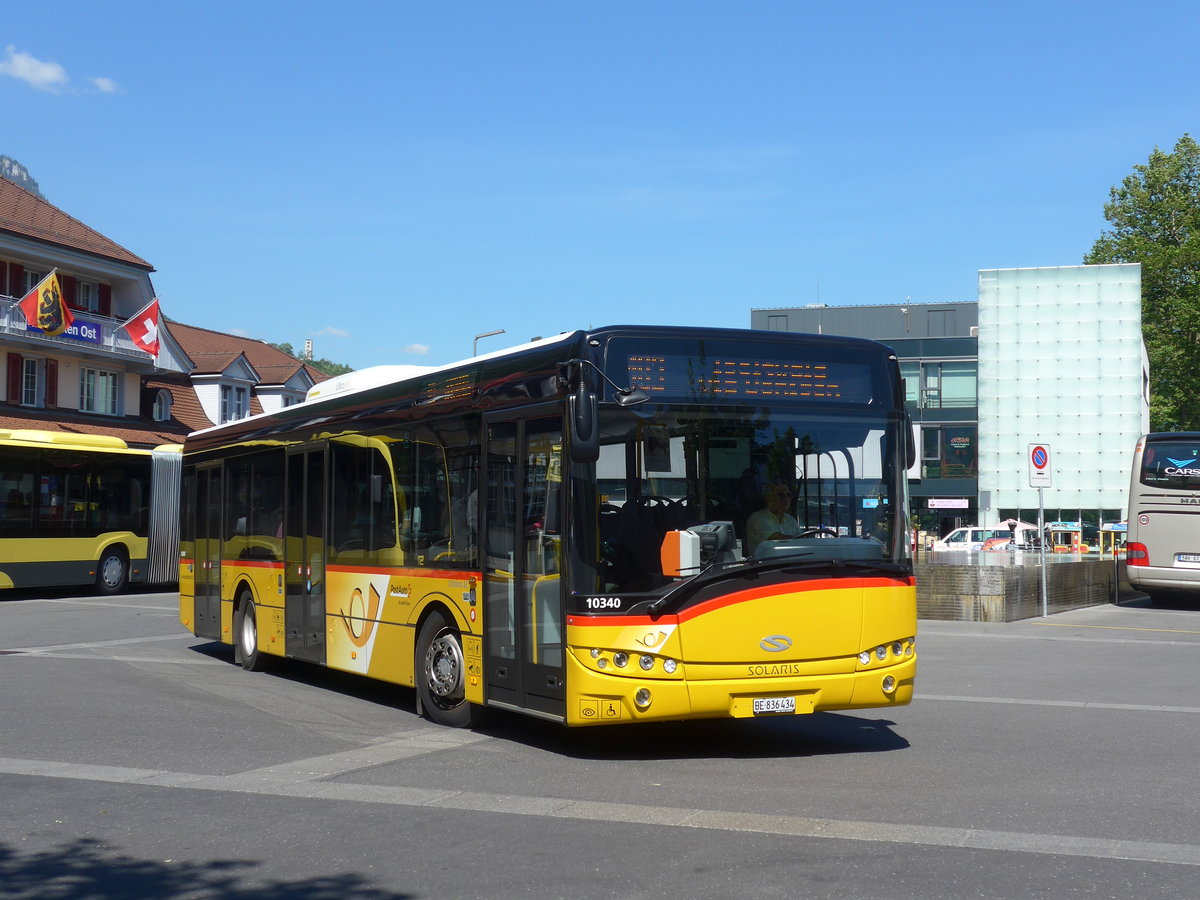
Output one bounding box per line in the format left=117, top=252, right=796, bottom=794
left=745, top=482, right=801, bottom=554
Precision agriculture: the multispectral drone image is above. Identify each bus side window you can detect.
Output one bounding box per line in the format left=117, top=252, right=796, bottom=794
left=330, top=442, right=397, bottom=565
left=445, top=448, right=479, bottom=567
left=414, top=442, right=451, bottom=566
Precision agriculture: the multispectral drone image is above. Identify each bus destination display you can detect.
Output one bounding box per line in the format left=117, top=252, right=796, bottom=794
left=620, top=352, right=877, bottom=404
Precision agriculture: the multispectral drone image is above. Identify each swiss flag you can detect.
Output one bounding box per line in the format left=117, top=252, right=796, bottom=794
left=124, top=298, right=161, bottom=357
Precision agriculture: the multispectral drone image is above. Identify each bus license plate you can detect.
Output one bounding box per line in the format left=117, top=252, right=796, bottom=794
left=753, top=696, right=796, bottom=715
left=1177, top=554, right=1200, bottom=563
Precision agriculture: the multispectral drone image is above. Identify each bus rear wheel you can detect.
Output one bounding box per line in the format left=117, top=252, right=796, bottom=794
left=235, top=590, right=266, bottom=672
left=416, top=610, right=474, bottom=727
left=95, top=547, right=128, bottom=595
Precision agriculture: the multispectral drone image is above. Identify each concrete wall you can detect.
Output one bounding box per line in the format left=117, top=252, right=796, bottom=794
left=915, top=556, right=1130, bottom=621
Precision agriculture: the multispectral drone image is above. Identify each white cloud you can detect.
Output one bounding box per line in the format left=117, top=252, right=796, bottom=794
left=315, top=326, right=349, bottom=338
left=404, top=343, right=430, bottom=356
left=0, top=46, right=68, bottom=93
left=90, top=76, right=119, bottom=94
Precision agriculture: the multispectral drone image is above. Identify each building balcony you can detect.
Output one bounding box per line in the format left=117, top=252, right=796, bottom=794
left=2, top=298, right=151, bottom=362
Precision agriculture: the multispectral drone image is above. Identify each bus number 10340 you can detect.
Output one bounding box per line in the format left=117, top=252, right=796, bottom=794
left=584, top=596, right=623, bottom=610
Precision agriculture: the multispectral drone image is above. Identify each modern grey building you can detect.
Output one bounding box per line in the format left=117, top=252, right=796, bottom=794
left=751, top=264, right=1148, bottom=537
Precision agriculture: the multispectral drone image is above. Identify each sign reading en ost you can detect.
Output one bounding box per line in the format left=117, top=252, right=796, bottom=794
left=26, top=318, right=102, bottom=345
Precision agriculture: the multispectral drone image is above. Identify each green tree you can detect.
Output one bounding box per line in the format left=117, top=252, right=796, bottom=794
left=1085, top=134, right=1200, bottom=431
left=268, top=342, right=352, bottom=377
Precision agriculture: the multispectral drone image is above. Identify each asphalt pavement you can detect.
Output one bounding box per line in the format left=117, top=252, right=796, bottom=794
left=2, top=588, right=1199, bottom=899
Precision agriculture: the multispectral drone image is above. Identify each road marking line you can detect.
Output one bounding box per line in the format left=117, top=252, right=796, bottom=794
left=0, top=754, right=1197, bottom=866
left=1033, top=621, right=1200, bottom=635
left=29, top=598, right=176, bottom=612
left=918, top=694, right=1200, bottom=714
left=917, top=628, right=1199, bottom=647
left=1, top=633, right=198, bottom=654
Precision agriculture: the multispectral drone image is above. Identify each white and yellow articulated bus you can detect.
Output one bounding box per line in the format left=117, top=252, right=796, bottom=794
left=0, top=430, right=181, bottom=593
left=179, top=325, right=917, bottom=728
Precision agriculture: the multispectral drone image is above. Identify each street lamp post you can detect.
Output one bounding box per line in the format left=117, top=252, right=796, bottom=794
left=473, top=329, right=506, bottom=357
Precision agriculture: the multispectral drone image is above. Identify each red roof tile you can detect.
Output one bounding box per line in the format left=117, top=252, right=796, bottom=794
left=0, top=409, right=189, bottom=448
left=142, top=374, right=214, bottom=434
left=164, top=320, right=327, bottom=384
left=0, top=177, right=152, bottom=269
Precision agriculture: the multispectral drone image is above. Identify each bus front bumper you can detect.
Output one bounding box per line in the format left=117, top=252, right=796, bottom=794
left=564, top=654, right=916, bottom=726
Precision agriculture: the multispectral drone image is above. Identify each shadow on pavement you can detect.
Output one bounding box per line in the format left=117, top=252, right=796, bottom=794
left=0, top=837, right=412, bottom=900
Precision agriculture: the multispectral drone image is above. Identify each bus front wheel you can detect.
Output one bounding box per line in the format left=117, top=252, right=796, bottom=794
left=416, top=610, right=474, bottom=727
left=235, top=590, right=266, bottom=672
left=95, top=548, right=128, bottom=595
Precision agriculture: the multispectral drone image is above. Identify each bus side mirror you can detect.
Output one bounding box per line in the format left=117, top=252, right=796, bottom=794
left=904, top=411, right=917, bottom=469
left=568, top=386, right=599, bottom=463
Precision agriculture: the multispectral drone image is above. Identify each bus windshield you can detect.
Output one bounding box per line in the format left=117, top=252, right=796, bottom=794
left=1139, top=438, right=1200, bottom=489
left=593, top=405, right=908, bottom=594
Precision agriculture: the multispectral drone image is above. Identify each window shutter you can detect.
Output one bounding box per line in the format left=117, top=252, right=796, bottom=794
left=98, top=284, right=112, bottom=317
left=10, top=264, right=24, bottom=297
left=7, top=353, right=23, bottom=405
left=46, top=360, right=58, bottom=407
left=62, top=275, right=79, bottom=309
left=0, top=261, right=7, bottom=296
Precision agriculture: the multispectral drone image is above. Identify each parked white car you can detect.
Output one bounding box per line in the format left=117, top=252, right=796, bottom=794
left=930, top=526, right=1009, bottom=552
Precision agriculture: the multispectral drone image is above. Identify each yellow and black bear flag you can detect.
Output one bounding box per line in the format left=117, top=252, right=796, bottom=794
left=18, top=270, right=74, bottom=337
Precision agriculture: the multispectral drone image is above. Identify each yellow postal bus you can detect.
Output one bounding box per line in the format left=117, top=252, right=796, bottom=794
left=0, top=430, right=181, bottom=593
left=179, top=325, right=917, bottom=727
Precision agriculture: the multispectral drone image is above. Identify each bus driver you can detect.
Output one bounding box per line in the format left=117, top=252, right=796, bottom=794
left=745, top=481, right=802, bottom=554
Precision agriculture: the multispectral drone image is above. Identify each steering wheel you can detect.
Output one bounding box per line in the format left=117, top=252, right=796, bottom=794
left=797, top=528, right=838, bottom=539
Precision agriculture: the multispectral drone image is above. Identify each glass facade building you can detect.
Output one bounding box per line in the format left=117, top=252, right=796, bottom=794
left=977, top=264, right=1148, bottom=529
left=751, top=264, right=1149, bottom=538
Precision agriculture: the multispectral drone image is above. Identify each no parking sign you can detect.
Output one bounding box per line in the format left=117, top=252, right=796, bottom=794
left=1028, top=443, right=1052, bottom=487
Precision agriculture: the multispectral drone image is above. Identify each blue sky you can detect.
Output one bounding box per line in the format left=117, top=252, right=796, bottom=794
left=2, top=1, right=1197, bottom=369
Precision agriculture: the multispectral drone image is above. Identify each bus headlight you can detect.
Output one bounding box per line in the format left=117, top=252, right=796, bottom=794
left=639, top=655, right=655, bottom=671
left=662, top=658, right=677, bottom=674
left=613, top=652, right=628, bottom=668
left=859, top=651, right=872, bottom=665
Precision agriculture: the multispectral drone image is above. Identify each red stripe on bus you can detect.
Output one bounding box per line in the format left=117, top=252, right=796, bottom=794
left=567, top=576, right=914, bottom=628
left=325, top=564, right=484, bottom=581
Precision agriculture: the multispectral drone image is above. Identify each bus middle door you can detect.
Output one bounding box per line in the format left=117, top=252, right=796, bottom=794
left=483, top=413, right=566, bottom=722
left=193, top=463, right=223, bottom=640
left=285, top=445, right=327, bottom=664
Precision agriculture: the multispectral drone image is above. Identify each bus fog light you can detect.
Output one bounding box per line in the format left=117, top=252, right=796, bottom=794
left=634, top=688, right=652, bottom=708
left=663, top=658, right=677, bottom=674
left=882, top=675, right=897, bottom=694
left=639, top=654, right=654, bottom=671
left=613, top=652, right=628, bottom=668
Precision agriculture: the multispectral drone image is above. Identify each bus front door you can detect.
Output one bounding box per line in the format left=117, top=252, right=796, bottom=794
left=193, top=464, right=222, bottom=639
left=483, top=414, right=566, bottom=721
left=285, top=446, right=327, bottom=664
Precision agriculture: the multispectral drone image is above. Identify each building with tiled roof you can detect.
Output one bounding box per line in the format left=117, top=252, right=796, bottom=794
left=158, top=320, right=327, bottom=429
left=0, top=175, right=188, bottom=447
left=1, top=173, right=328, bottom=447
